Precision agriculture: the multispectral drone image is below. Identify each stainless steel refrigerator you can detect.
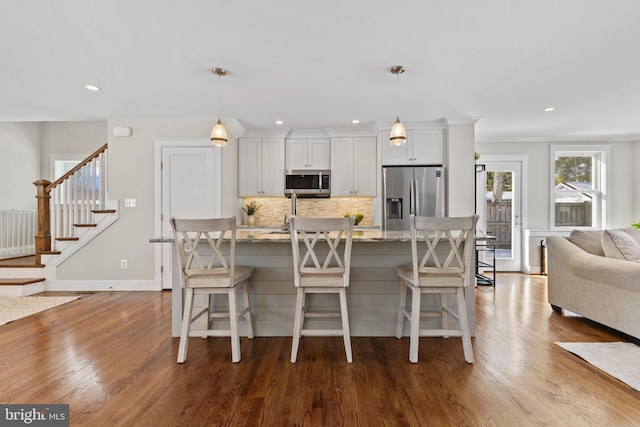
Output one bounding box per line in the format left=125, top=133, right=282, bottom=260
left=382, top=166, right=445, bottom=231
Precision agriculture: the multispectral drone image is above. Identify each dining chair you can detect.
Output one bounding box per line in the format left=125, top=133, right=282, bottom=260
left=395, top=214, right=478, bottom=363
left=289, top=216, right=354, bottom=363
left=170, top=217, right=253, bottom=363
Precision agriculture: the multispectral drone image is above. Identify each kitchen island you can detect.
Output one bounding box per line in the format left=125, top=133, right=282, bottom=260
left=153, top=228, right=476, bottom=338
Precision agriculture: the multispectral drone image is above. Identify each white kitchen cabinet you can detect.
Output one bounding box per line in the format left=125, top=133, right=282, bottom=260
left=238, top=137, right=285, bottom=196
left=331, top=137, right=377, bottom=196
left=285, top=138, right=330, bottom=169
left=380, top=129, right=443, bottom=165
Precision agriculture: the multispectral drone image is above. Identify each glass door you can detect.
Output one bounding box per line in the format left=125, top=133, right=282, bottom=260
left=477, top=160, right=522, bottom=271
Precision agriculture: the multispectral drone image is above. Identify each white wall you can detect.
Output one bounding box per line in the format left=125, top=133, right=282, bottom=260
left=475, top=139, right=639, bottom=272
left=40, top=121, right=107, bottom=179
left=56, top=117, right=240, bottom=281
left=0, top=122, right=41, bottom=209
left=447, top=123, right=476, bottom=216
left=476, top=139, right=637, bottom=230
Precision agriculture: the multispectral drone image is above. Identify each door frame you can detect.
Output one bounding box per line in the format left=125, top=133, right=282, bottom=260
left=153, top=139, right=222, bottom=289
left=476, top=154, right=528, bottom=272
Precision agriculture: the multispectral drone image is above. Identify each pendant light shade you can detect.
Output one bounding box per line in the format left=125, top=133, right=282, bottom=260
left=211, top=118, right=228, bottom=147
left=389, top=65, right=407, bottom=146
left=211, top=67, right=228, bottom=147
left=390, top=117, right=407, bottom=146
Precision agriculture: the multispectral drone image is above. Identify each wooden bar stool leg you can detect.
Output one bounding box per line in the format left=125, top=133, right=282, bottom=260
left=291, top=287, right=305, bottom=363
left=441, top=293, right=450, bottom=338
left=395, top=280, right=408, bottom=339
left=339, top=288, right=352, bottom=363
left=409, top=286, right=421, bottom=363
left=228, top=287, right=241, bottom=363
left=457, top=287, right=474, bottom=363
left=242, top=281, right=254, bottom=339
left=178, top=288, right=194, bottom=364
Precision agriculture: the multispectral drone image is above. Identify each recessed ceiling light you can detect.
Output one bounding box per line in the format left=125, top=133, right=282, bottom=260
left=275, top=120, right=284, bottom=125
left=85, top=85, right=101, bottom=92
left=544, top=107, right=555, bottom=112
left=351, top=119, right=360, bottom=124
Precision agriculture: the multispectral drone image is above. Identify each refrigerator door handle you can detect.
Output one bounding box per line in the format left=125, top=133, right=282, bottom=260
left=414, top=180, right=420, bottom=216
left=409, top=180, right=415, bottom=215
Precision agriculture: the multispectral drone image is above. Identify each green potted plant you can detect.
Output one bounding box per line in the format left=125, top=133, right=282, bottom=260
left=344, top=213, right=364, bottom=226
left=243, top=201, right=261, bottom=225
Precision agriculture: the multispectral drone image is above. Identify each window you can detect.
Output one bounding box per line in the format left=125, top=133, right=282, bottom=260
left=550, top=145, right=610, bottom=230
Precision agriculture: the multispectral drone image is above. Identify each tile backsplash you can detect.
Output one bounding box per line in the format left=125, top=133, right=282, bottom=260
left=241, top=197, right=374, bottom=227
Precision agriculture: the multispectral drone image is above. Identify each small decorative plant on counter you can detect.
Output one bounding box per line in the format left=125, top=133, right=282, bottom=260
left=243, top=201, right=261, bottom=224
left=632, top=221, right=640, bottom=229
left=344, top=213, right=364, bottom=226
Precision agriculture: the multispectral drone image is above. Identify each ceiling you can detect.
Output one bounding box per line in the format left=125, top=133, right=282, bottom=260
left=2, top=0, right=640, bottom=141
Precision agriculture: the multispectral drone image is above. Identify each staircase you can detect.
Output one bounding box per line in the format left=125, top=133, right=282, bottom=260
left=0, top=144, right=118, bottom=296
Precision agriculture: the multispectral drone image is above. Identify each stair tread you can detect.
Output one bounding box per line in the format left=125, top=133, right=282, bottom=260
left=0, top=278, right=45, bottom=286
left=0, top=256, right=42, bottom=268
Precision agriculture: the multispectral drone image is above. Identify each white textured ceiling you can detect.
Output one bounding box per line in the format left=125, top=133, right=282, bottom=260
left=2, top=0, right=640, bottom=141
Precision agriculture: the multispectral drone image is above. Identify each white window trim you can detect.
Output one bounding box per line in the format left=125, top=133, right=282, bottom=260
left=549, top=145, right=611, bottom=231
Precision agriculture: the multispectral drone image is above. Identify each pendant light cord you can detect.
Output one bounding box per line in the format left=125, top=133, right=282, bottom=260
left=396, top=72, right=400, bottom=118
left=217, top=74, right=221, bottom=119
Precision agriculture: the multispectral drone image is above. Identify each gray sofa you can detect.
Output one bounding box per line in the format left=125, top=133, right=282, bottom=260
left=547, top=229, right=640, bottom=340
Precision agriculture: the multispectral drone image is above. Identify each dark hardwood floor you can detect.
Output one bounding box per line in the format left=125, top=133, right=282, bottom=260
left=0, top=274, right=639, bottom=426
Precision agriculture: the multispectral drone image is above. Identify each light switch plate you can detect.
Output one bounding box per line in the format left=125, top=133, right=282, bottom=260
left=124, top=198, right=136, bottom=208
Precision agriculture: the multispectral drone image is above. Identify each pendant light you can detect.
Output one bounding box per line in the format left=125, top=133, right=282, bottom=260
left=211, top=67, right=228, bottom=147
left=389, top=65, right=407, bottom=146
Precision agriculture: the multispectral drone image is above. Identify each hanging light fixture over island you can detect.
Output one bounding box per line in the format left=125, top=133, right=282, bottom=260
left=389, top=65, right=407, bottom=146
left=211, top=67, right=228, bottom=147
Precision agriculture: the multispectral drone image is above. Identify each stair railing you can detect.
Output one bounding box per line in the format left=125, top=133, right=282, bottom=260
left=34, top=144, right=108, bottom=264
left=0, top=209, right=37, bottom=258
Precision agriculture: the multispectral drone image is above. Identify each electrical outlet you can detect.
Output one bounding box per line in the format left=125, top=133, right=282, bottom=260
left=121, top=259, right=128, bottom=269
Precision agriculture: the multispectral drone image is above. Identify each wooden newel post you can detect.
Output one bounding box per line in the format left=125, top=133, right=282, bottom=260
left=34, top=179, right=52, bottom=265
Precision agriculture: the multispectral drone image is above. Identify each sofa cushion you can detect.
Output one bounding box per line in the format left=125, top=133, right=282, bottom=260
left=602, top=229, right=640, bottom=262
left=622, top=227, right=640, bottom=246
left=568, top=229, right=605, bottom=256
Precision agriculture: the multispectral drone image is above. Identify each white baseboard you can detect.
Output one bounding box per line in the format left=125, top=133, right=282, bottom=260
left=44, top=279, right=162, bottom=292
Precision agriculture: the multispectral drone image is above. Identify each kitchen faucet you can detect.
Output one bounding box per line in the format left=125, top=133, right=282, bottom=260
left=281, top=193, right=297, bottom=232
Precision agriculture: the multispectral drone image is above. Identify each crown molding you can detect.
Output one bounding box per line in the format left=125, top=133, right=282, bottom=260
left=475, top=134, right=640, bottom=143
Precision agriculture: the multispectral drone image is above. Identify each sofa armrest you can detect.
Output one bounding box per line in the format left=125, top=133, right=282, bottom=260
left=547, top=235, right=640, bottom=292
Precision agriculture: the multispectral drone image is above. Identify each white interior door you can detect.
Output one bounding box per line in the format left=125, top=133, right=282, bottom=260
left=477, top=160, right=523, bottom=272
left=160, top=144, right=221, bottom=289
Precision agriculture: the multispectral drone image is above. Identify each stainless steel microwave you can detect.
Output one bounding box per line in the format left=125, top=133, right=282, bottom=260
left=284, top=170, right=331, bottom=198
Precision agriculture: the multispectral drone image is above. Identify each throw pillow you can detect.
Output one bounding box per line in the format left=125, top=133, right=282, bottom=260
left=601, top=229, right=640, bottom=262
left=622, top=227, right=640, bottom=246
left=568, top=229, right=605, bottom=256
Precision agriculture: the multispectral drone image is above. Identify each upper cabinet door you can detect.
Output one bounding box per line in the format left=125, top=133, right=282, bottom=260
left=411, top=129, right=443, bottom=165
left=380, top=130, right=412, bottom=165
left=260, top=137, right=285, bottom=196
left=353, top=137, right=377, bottom=196
left=331, top=137, right=376, bottom=196
left=330, top=137, right=355, bottom=196
left=238, top=137, right=284, bottom=196
left=285, top=139, right=308, bottom=169
left=286, top=138, right=331, bottom=169
left=238, top=138, right=261, bottom=196
left=380, top=129, right=443, bottom=165
left=308, top=138, right=331, bottom=169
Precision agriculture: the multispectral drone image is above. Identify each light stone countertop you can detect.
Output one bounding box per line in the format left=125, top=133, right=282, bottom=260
left=150, top=227, right=412, bottom=243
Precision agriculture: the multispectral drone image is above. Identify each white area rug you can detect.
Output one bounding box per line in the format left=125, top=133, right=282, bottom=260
left=0, top=296, right=80, bottom=326
left=555, top=342, right=640, bottom=392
